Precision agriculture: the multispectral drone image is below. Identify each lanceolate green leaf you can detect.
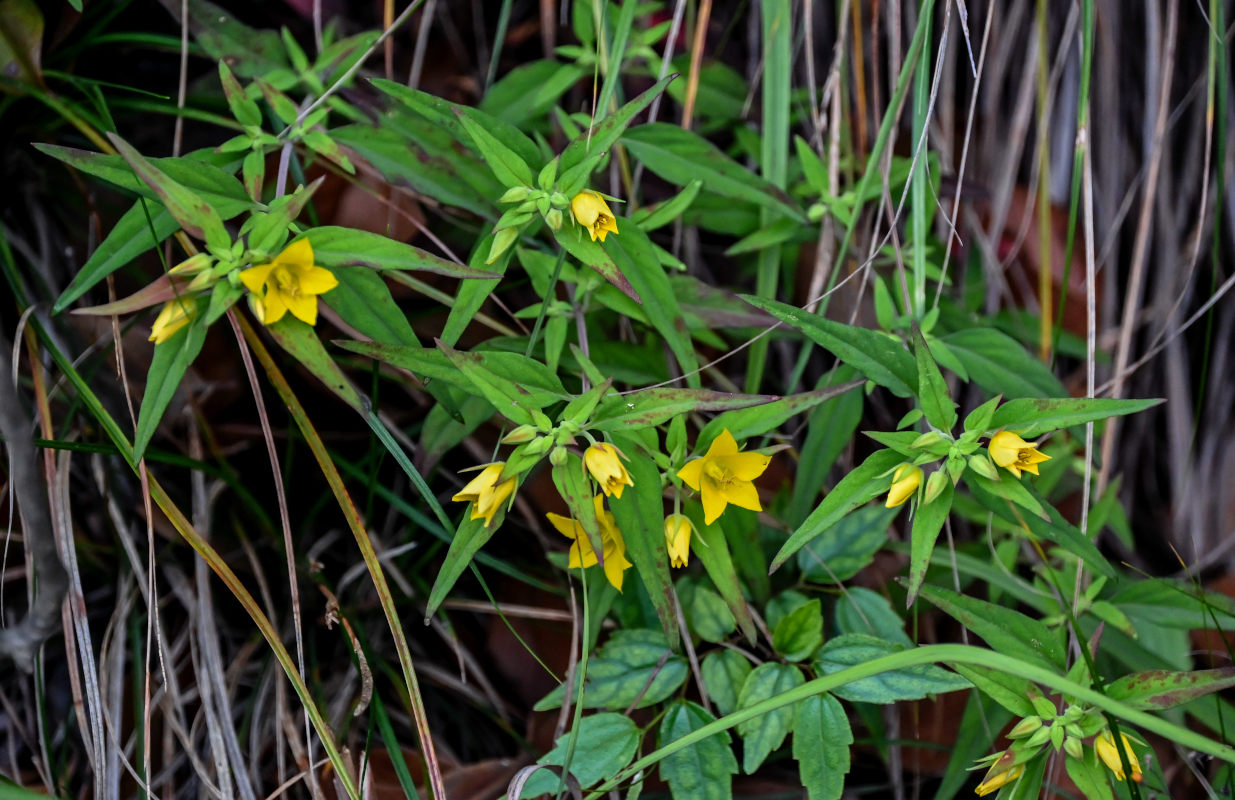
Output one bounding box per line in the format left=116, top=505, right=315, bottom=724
left=913, top=326, right=958, bottom=431
left=107, top=133, right=229, bottom=248
left=455, top=111, right=534, bottom=188
left=688, top=513, right=757, bottom=643
left=264, top=316, right=366, bottom=412
left=591, top=388, right=776, bottom=431
left=55, top=200, right=180, bottom=312
left=744, top=295, right=918, bottom=397
left=424, top=513, right=499, bottom=618
left=552, top=223, right=640, bottom=302
left=793, top=693, right=852, bottom=800
left=697, top=380, right=864, bottom=453
left=988, top=396, right=1163, bottom=438
left=917, top=584, right=1065, bottom=672
left=308, top=227, right=500, bottom=278
left=770, top=448, right=903, bottom=572
left=134, top=310, right=208, bottom=460
left=1106, top=667, right=1235, bottom=710
left=324, top=267, right=419, bottom=347
left=905, top=478, right=954, bottom=605
left=942, top=328, right=1067, bottom=399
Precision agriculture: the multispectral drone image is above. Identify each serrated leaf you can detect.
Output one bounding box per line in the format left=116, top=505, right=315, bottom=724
left=797, top=505, right=895, bottom=584
left=658, top=701, right=737, bottom=800
left=701, top=650, right=752, bottom=717
left=772, top=599, right=823, bottom=662
left=678, top=576, right=737, bottom=643
left=744, top=296, right=917, bottom=397
left=793, top=693, right=851, bottom=800
left=534, top=630, right=688, bottom=711
left=736, top=663, right=804, bottom=773
left=834, top=587, right=912, bottom=646
left=771, top=448, right=903, bottom=571
left=517, top=713, right=639, bottom=797
left=813, top=634, right=970, bottom=704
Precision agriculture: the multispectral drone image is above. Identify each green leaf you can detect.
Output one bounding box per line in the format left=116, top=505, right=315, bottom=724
left=771, top=448, right=904, bottom=571
left=797, top=505, right=896, bottom=583
left=218, top=60, right=261, bottom=126
left=590, top=388, right=775, bottom=432
left=905, top=478, right=955, bottom=605
left=106, top=134, right=229, bottom=248
left=964, top=470, right=1048, bottom=521
left=551, top=223, right=641, bottom=303
left=736, top=663, right=805, bottom=773
left=701, top=650, right=752, bottom=717
left=813, top=634, right=969, bottom=704
left=834, top=587, right=912, bottom=646
left=609, top=434, right=678, bottom=648
left=264, top=316, right=365, bottom=412
left=793, top=693, right=852, bottom=800
left=743, top=296, right=917, bottom=397
left=942, top=328, right=1066, bottom=399
left=323, top=267, right=419, bottom=347
left=456, top=111, right=535, bottom=188
left=308, top=226, right=499, bottom=278
left=725, top=218, right=807, bottom=255
left=534, top=630, right=688, bottom=711
left=161, top=0, right=288, bottom=78
left=916, top=584, right=1065, bottom=671
left=698, top=380, right=863, bottom=454
left=621, top=123, right=804, bottom=221
left=629, top=179, right=703, bottom=232
left=517, top=713, right=639, bottom=797
left=658, top=701, right=738, bottom=800
left=558, top=75, right=677, bottom=195
left=946, top=664, right=1035, bottom=717
left=480, top=59, right=586, bottom=128
left=912, top=326, right=958, bottom=431
left=442, top=230, right=513, bottom=347
left=1109, top=577, right=1235, bottom=630
left=438, top=342, right=565, bottom=426
left=55, top=199, right=180, bottom=312
left=425, top=513, right=499, bottom=618
left=988, top=397, right=1163, bottom=438
left=772, top=599, right=823, bottom=662
left=134, top=306, right=207, bottom=460
left=678, top=575, right=737, bottom=643
left=1106, top=668, right=1235, bottom=710
left=788, top=369, right=864, bottom=526
left=687, top=513, right=757, bottom=643
left=1064, top=750, right=1114, bottom=800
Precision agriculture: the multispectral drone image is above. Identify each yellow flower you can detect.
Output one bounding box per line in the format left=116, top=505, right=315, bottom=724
left=148, top=296, right=196, bottom=344
left=974, top=760, right=1024, bottom=796
left=885, top=464, right=923, bottom=508
left=584, top=442, right=634, bottom=499
left=239, top=238, right=338, bottom=326
left=676, top=429, right=771, bottom=525
left=547, top=495, right=632, bottom=591
left=1095, top=730, right=1142, bottom=783
left=452, top=463, right=517, bottom=528
left=664, top=514, right=693, bottom=568
left=988, top=431, right=1051, bottom=478
left=570, top=190, right=619, bottom=242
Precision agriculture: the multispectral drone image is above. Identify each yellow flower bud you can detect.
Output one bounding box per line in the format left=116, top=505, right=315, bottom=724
left=167, top=252, right=213, bottom=276
left=451, top=463, right=517, bottom=528
left=885, top=464, right=923, bottom=508
left=1095, top=730, right=1142, bottom=783
left=584, top=442, right=634, bottom=499
left=570, top=189, right=619, bottom=242
left=988, top=431, right=1051, bottom=478
left=148, top=296, right=196, bottom=344
left=664, top=514, right=693, bottom=568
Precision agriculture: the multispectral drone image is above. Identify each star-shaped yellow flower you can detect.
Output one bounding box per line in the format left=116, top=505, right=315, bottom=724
left=988, top=431, right=1051, bottom=478
left=584, top=442, right=634, bottom=499
left=570, top=190, right=619, bottom=242
left=885, top=464, right=923, bottom=508
left=664, top=514, right=693, bottom=568
left=239, top=238, right=338, bottom=326
left=547, top=495, right=632, bottom=591
left=452, top=463, right=517, bottom=528
left=676, top=429, right=771, bottom=525
left=1095, top=730, right=1142, bottom=783
left=148, top=296, right=196, bottom=344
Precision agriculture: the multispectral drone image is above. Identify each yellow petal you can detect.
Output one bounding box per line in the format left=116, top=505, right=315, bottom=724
left=453, top=464, right=504, bottom=502
left=262, top=289, right=289, bottom=324
left=700, top=478, right=729, bottom=525
left=677, top=459, right=704, bottom=491
left=705, top=429, right=740, bottom=459
left=239, top=263, right=276, bottom=293
left=295, top=263, right=339, bottom=295
left=283, top=292, right=319, bottom=325
left=603, top=543, right=631, bottom=591
left=721, top=480, right=761, bottom=512
left=547, top=512, right=580, bottom=540
left=278, top=237, right=315, bottom=268
left=718, top=451, right=770, bottom=481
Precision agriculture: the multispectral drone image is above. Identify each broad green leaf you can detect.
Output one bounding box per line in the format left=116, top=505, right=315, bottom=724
left=621, top=123, right=804, bottom=221
left=552, top=223, right=641, bottom=302
left=609, top=436, right=678, bottom=649
left=834, top=586, right=912, bottom=646
left=793, top=693, right=851, bottom=800
left=1106, top=668, right=1235, bottom=710
left=797, top=504, right=896, bottom=584
left=913, top=326, right=958, bottom=431
left=766, top=589, right=812, bottom=632
left=905, top=479, right=955, bottom=605
left=744, top=296, right=917, bottom=397
left=942, top=328, right=1066, bottom=399
left=772, top=599, right=823, bottom=662
left=534, top=630, right=688, bottom=711
left=517, top=713, right=639, bottom=797
left=323, top=267, right=419, bottom=347
left=678, top=575, right=737, bottom=643
left=264, top=316, right=365, bottom=412
left=988, top=397, right=1163, bottom=438
left=481, top=59, right=586, bottom=128
left=134, top=306, right=207, bottom=460
left=813, top=634, right=969, bottom=704
left=736, top=663, right=805, bottom=773
left=558, top=75, right=678, bottom=194
left=917, top=584, right=1065, bottom=671
left=687, top=513, right=757, bottom=643
left=55, top=200, right=180, bottom=312
left=308, top=226, right=499, bottom=278
left=658, top=701, right=738, bottom=800
left=107, top=134, right=229, bottom=248
left=1064, top=750, right=1114, bottom=800
left=591, top=388, right=775, bottom=431
left=698, top=380, right=863, bottom=454
left=771, top=448, right=904, bottom=571
left=456, top=111, right=535, bottom=188
left=701, top=650, right=752, bottom=717
left=425, top=513, right=499, bottom=618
